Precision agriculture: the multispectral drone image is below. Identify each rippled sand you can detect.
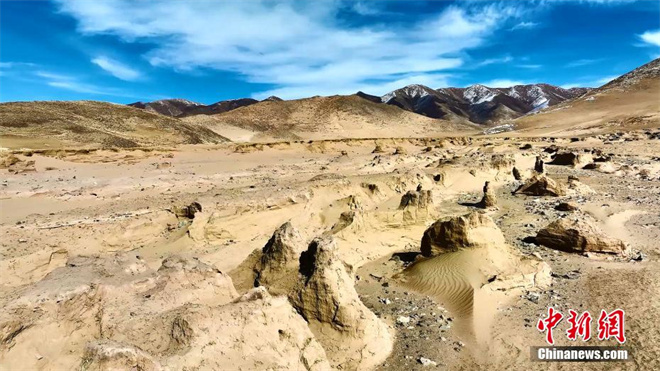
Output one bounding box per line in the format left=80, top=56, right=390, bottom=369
left=397, top=248, right=510, bottom=346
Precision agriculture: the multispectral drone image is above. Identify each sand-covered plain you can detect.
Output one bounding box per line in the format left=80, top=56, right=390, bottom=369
left=1, top=131, right=660, bottom=370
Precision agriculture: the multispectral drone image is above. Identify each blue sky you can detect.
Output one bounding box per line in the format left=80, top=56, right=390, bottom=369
left=1, top=0, right=659, bottom=104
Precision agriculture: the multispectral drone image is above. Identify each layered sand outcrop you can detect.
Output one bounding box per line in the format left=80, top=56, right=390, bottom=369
left=290, top=237, right=393, bottom=371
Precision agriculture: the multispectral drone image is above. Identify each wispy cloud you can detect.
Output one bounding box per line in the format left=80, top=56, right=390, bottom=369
left=477, top=55, right=514, bottom=67
left=561, top=74, right=619, bottom=88
left=595, top=75, right=618, bottom=85
left=518, top=64, right=542, bottom=69
left=351, top=1, right=381, bottom=16
left=566, top=58, right=602, bottom=67
left=35, top=69, right=138, bottom=98
left=55, top=1, right=525, bottom=99
left=91, top=56, right=141, bottom=81
left=543, top=0, right=639, bottom=4
left=510, top=21, right=538, bottom=30
left=639, top=29, right=660, bottom=47
left=35, top=71, right=74, bottom=81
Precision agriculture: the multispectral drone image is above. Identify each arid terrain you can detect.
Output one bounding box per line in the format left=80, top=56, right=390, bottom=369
left=1, top=59, right=659, bottom=371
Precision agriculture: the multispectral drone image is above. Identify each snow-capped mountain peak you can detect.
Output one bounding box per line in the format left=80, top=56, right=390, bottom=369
left=380, top=84, right=433, bottom=103
left=463, top=84, right=497, bottom=104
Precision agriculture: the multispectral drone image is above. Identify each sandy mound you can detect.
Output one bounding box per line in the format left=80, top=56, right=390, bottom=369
left=536, top=215, right=628, bottom=254
left=290, top=237, right=393, bottom=371
left=141, top=288, right=331, bottom=371
left=421, top=212, right=506, bottom=257
left=231, top=222, right=307, bottom=294
left=513, top=174, right=564, bottom=196
left=400, top=212, right=551, bottom=344
left=0, top=253, right=332, bottom=371
left=255, top=222, right=305, bottom=286
left=477, top=181, right=497, bottom=208
left=398, top=187, right=435, bottom=223
left=81, top=340, right=163, bottom=371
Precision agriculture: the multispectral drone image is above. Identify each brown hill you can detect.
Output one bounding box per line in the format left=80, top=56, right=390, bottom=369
left=128, top=99, right=203, bottom=117
left=183, top=94, right=478, bottom=141
left=0, top=101, right=228, bottom=149
left=513, top=58, right=660, bottom=136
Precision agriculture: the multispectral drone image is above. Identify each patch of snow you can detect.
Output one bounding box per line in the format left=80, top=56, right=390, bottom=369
left=507, top=87, right=521, bottom=99
left=464, top=84, right=497, bottom=104
left=381, top=91, right=396, bottom=103
left=531, top=96, right=549, bottom=112
left=403, top=84, right=430, bottom=99
left=483, top=123, right=514, bottom=135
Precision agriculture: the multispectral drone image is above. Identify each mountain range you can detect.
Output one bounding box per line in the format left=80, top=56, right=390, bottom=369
left=1, top=58, right=657, bottom=148
left=130, top=83, right=591, bottom=125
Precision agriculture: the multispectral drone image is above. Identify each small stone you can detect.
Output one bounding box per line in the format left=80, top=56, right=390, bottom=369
left=418, top=357, right=437, bottom=367
left=396, top=316, right=411, bottom=325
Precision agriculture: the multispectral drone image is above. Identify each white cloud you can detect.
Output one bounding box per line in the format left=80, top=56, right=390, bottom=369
left=351, top=1, right=380, bottom=16
left=35, top=69, right=138, bottom=97
left=566, top=58, right=602, bottom=67
left=253, top=73, right=452, bottom=100
left=562, top=74, right=619, bottom=88
left=543, top=0, right=638, bottom=4
left=477, top=55, right=514, bottom=67
left=479, top=79, right=528, bottom=88
left=510, top=21, right=538, bottom=30
left=91, top=56, right=140, bottom=81
left=0, top=61, right=37, bottom=69
left=639, top=29, right=660, bottom=47
left=35, top=71, right=75, bottom=81
left=55, top=0, right=524, bottom=98
left=518, top=64, right=542, bottom=69
left=595, top=75, right=618, bottom=85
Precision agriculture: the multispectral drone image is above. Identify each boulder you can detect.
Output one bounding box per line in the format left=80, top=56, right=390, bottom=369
left=290, top=237, right=392, bottom=370
left=172, top=202, right=202, bottom=219
left=514, top=174, right=564, bottom=196
left=534, top=156, right=545, bottom=173
left=543, top=145, right=559, bottom=154
left=549, top=152, right=592, bottom=167
left=555, top=202, right=578, bottom=212
left=512, top=167, right=522, bottom=181
left=536, top=216, right=627, bottom=254
left=566, top=176, right=596, bottom=195
left=420, top=212, right=506, bottom=257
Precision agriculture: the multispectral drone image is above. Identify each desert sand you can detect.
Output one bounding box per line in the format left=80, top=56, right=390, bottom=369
left=1, top=128, right=659, bottom=370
